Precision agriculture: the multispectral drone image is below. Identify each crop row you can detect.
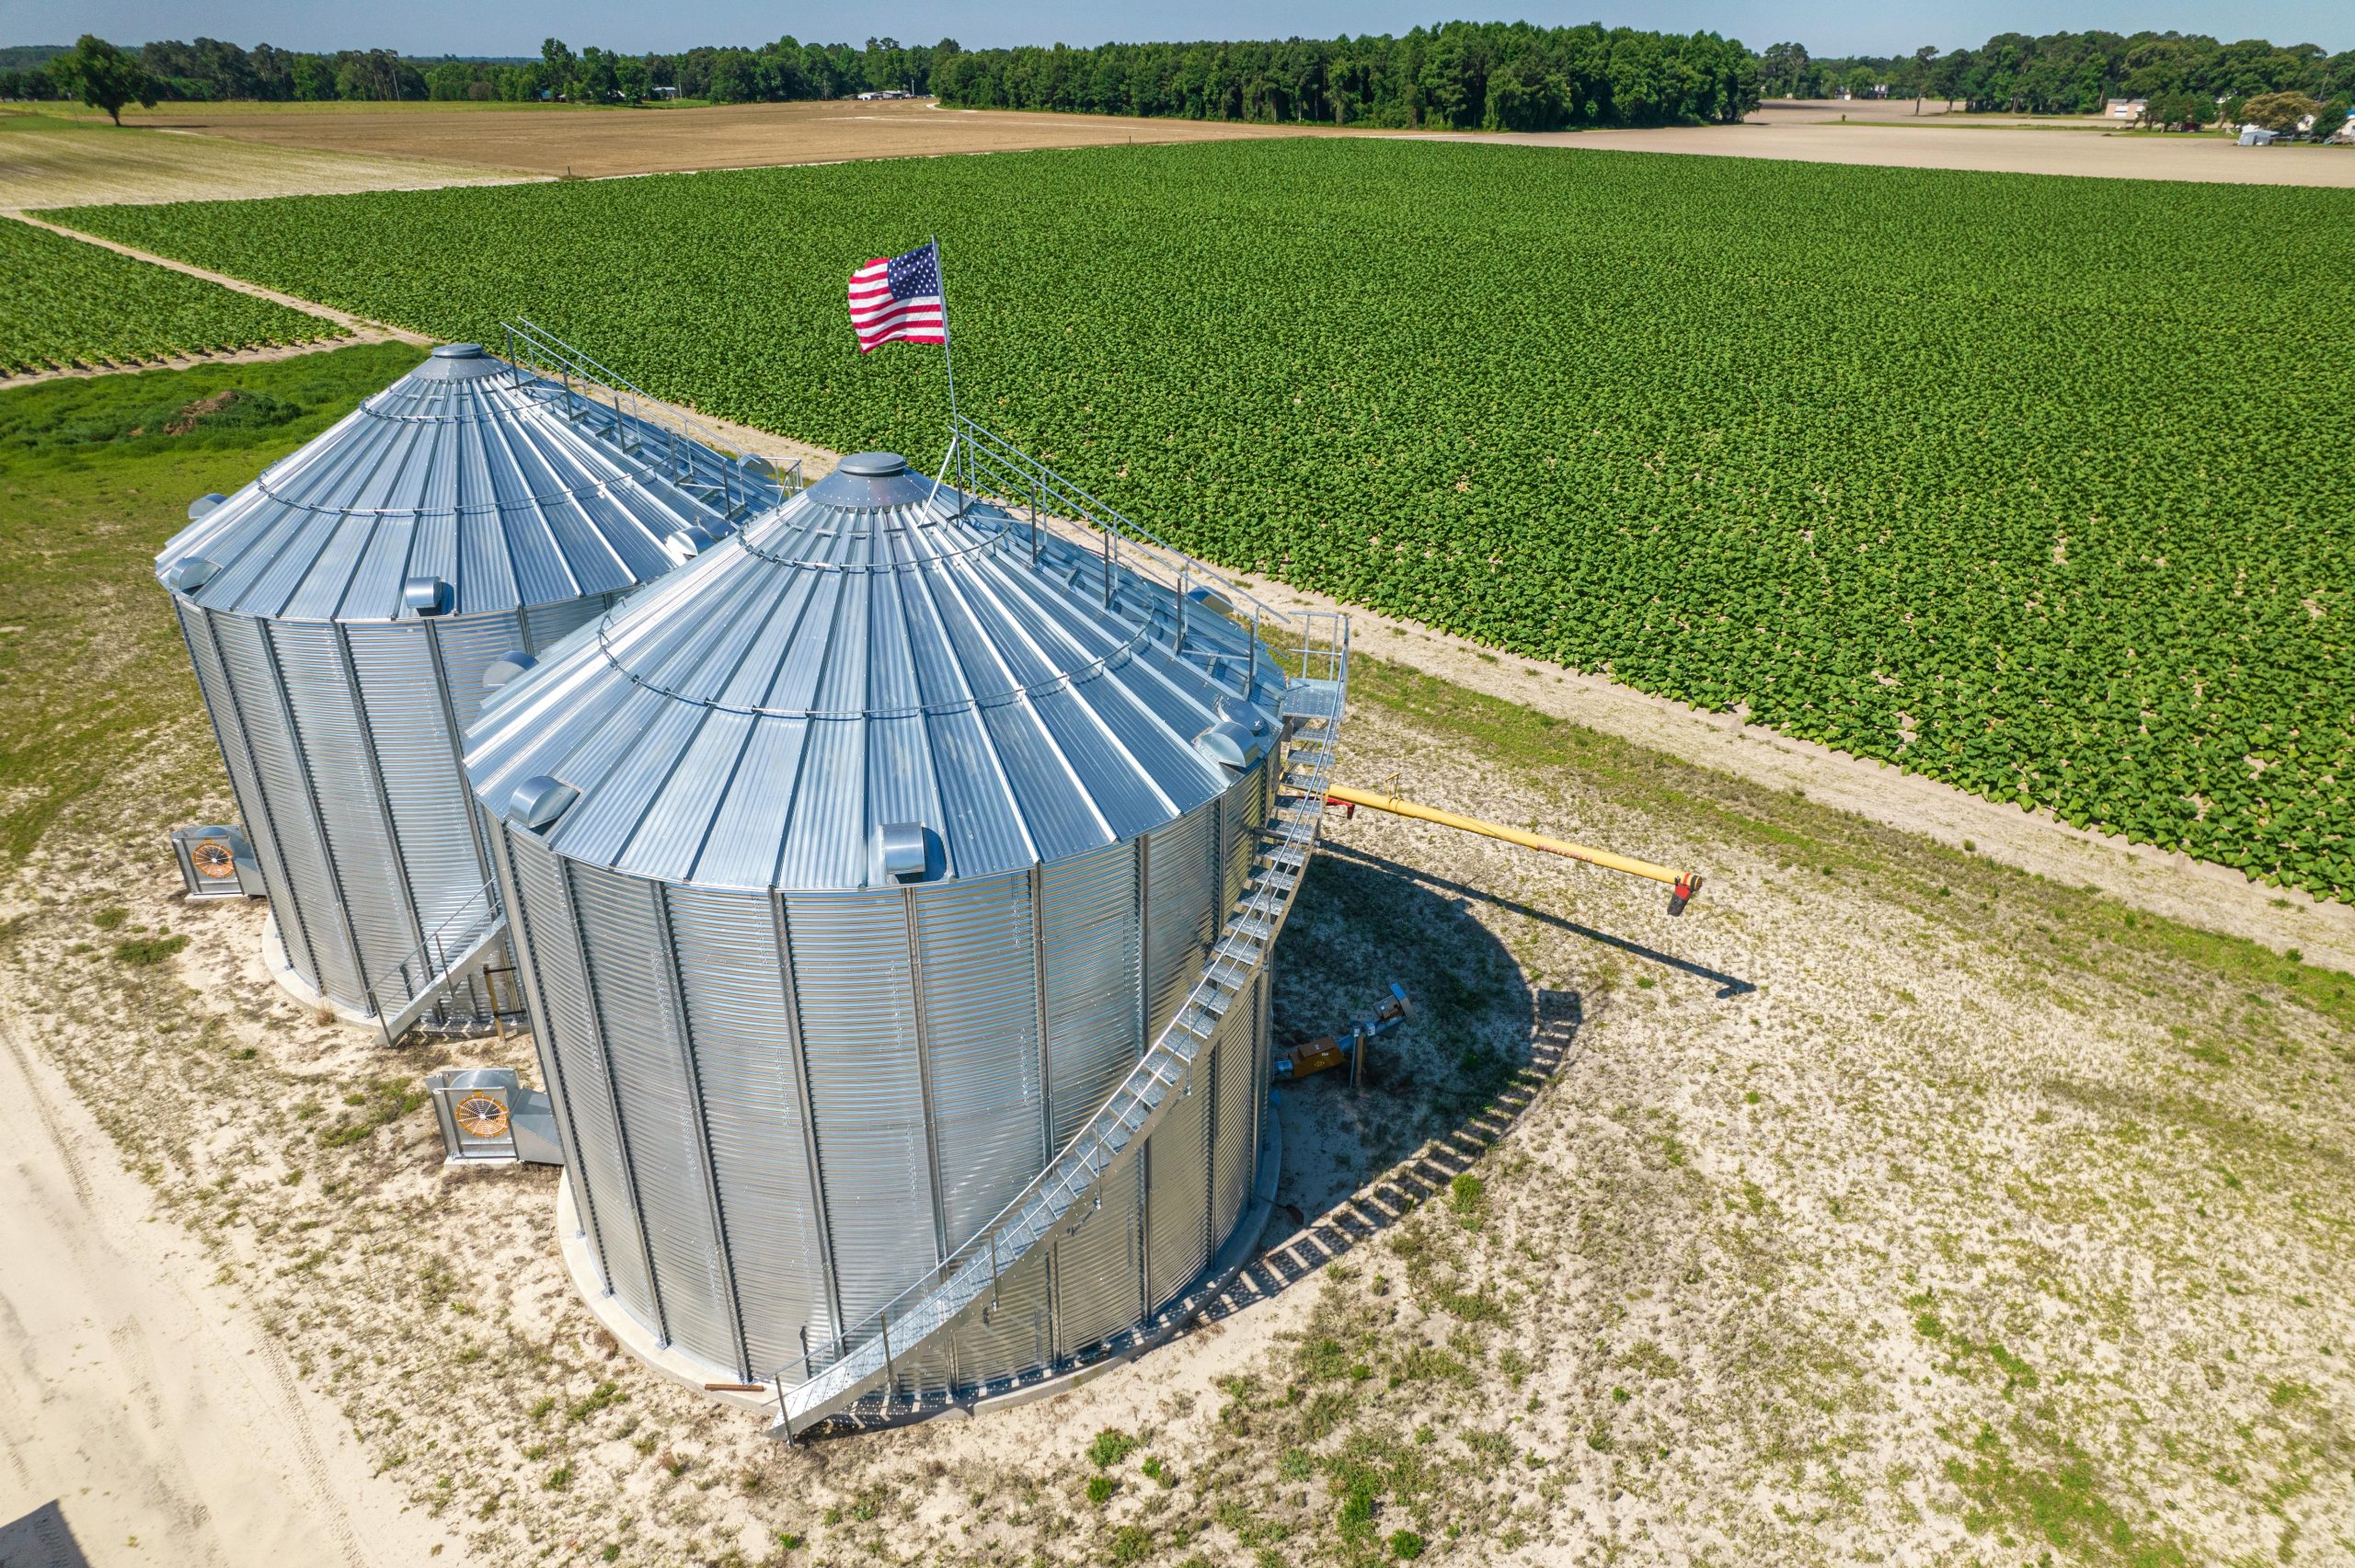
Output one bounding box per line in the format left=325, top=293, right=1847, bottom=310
left=0, top=219, right=342, bottom=379
left=45, top=140, right=2355, bottom=898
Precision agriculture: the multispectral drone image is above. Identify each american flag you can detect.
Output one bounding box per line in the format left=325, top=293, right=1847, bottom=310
left=847, top=241, right=947, bottom=353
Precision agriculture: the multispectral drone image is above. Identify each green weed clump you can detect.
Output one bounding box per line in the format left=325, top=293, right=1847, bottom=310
left=317, top=1077, right=427, bottom=1148
left=1087, top=1428, right=1141, bottom=1470
left=112, top=933, right=187, bottom=966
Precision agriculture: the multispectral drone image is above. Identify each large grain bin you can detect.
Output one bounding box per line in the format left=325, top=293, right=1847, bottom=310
left=466, top=450, right=1322, bottom=1412
left=160, top=342, right=770, bottom=1033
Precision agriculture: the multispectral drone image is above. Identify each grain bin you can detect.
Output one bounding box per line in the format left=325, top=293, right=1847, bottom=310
left=160, top=339, right=778, bottom=1035
left=466, top=446, right=1347, bottom=1424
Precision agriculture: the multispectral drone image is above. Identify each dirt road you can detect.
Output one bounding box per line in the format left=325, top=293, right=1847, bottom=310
left=0, top=990, right=444, bottom=1567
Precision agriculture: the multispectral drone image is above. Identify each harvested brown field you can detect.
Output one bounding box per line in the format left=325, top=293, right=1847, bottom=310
left=98, top=97, right=1345, bottom=181
left=0, top=109, right=529, bottom=210
left=70, top=93, right=2355, bottom=189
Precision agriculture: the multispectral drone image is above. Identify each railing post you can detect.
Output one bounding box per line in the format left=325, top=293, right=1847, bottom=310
left=880, top=1311, right=896, bottom=1403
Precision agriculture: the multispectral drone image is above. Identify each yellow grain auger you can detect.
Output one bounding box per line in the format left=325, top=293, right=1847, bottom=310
left=1321, top=783, right=1703, bottom=916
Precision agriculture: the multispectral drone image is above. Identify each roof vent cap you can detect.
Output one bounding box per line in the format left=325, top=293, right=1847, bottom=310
left=431, top=342, right=486, bottom=360
left=403, top=575, right=453, bottom=616
left=188, top=493, right=228, bottom=522
left=872, top=821, right=937, bottom=885
left=1194, top=719, right=1270, bottom=773
left=836, top=451, right=909, bottom=477
left=163, top=556, right=219, bottom=595
left=507, top=775, right=579, bottom=831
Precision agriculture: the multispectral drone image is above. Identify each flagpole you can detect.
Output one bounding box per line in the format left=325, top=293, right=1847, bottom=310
left=933, top=234, right=959, bottom=430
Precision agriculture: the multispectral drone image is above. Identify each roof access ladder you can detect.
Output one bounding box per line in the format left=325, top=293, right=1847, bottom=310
left=770, top=611, right=1348, bottom=1440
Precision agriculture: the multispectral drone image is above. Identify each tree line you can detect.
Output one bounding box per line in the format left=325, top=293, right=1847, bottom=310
left=11, top=24, right=2352, bottom=136
left=1756, top=31, right=2354, bottom=127
left=0, top=35, right=956, bottom=110
left=928, top=24, right=1760, bottom=128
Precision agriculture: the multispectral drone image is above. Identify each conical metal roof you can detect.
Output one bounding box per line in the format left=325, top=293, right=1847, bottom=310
left=465, top=451, right=1281, bottom=891
left=156, top=343, right=762, bottom=622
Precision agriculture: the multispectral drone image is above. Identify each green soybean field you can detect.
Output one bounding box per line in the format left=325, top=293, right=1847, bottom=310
left=0, top=218, right=343, bottom=378
left=48, top=141, right=2355, bottom=898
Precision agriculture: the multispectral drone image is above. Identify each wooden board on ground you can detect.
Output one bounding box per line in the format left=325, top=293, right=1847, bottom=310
left=0, top=109, right=532, bottom=209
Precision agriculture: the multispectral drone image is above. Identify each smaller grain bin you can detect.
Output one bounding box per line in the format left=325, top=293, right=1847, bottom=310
left=160, top=340, right=780, bottom=1036
left=466, top=446, right=1346, bottom=1421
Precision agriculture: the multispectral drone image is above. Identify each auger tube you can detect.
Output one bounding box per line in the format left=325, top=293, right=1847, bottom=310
left=1322, top=784, right=1703, bottom=914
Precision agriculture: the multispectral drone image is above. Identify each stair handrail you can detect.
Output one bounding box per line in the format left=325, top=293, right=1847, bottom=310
left=771, top=608, right=1348, bottom=1436
left=370, top=876, right=510, bottom=1045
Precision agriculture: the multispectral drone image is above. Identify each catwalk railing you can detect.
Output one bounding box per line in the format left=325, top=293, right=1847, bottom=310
left=501, top=318, right=802, bottom=521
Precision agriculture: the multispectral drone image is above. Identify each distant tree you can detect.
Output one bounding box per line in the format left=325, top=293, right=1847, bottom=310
left=1757, top=41, right=1809, bottom=98
left=1913, top=45, right=1938, bottom=113
left=49, top=34, right=160, bottom=124
left=2141, top=88, right=2209, bottom=131
left=2239, top=90, right=2321, bottom=132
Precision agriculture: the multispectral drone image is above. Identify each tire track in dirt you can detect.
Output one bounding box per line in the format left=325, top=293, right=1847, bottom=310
left=255, top=1336, right=369, bottom=1568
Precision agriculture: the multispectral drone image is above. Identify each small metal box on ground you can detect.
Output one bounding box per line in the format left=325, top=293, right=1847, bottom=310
left=170, top=824, right=266, bottom=899
left=426, top=1067, right=564, bottom=1166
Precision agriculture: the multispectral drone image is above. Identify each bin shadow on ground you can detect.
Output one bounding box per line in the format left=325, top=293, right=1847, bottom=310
left=1201, top=841, right=1751, bottom=1321
left=0, top=1501, right=94, bottom=1568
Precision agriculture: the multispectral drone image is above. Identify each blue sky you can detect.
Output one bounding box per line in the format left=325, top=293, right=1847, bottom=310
left=12, top=1, right=2349, bottom=59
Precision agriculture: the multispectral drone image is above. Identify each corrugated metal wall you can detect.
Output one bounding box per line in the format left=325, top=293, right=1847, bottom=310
left=666, top=886, right=833, bottom=1379
left=347, top=624, right=483, bottom=937
left=1052, top=1159, right=1142, bottom=1356
left=1212, top=970, right=1266, bottom=1243
left=570, top=865, right=738, bottom=1365
left=502, top=828, right=661, bottom=1333
left=210, top=612, right=365, bottom=1003
left=1040, top=840, right=1142, bottom=1150
left=912, top=875, right=1043, bottom=1250
left=177, top=603, right=318, bottom=985
left=176, top=596, right=617, bottom=1020
left=507, top=746, right=1277, bottom=1394
left=787, top=892, right=935, bottom=1331
left=1144, top=1056, right=1212, bottom=1311
left=1143, top=804, right=1218, bottom=1040
left=268, top=621, right=422, bottom=1005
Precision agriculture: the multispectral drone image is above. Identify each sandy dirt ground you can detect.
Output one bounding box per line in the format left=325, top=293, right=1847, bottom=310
left=0, top=987, right=444, bottom=1567
left=1, top=661, right=2348, bottom=1564
left=0, top=111, right=529, bottom=210
left=101, top=98, right=1346, bottom=181
left=1427, top=94, right=2355, bottom=187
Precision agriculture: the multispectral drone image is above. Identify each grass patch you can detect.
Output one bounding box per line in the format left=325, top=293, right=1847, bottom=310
left=317, top=1077, right=427, bottom=1149
left=0, top=343, right=424, bottom=868
left=111, top=933, right=187, bottom=966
